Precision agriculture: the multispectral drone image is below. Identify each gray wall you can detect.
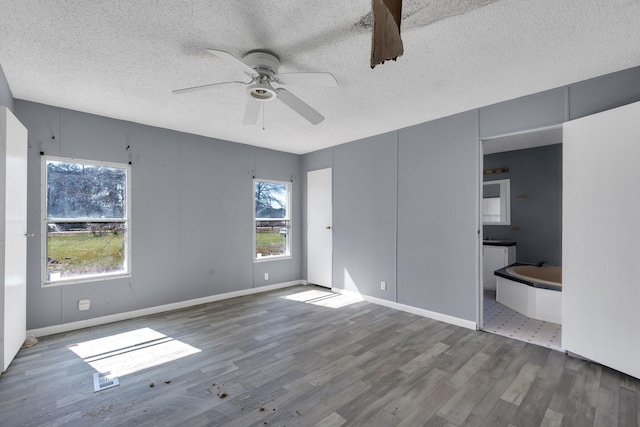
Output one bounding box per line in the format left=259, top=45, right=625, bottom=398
left=302, top=112, right=481, bottom=322
left=0, top=63, right=13, bottom=111
left=484, top=144, right=563, bottom=266
left=397, top=112, right=479, bottom=320
left=301, top=65, right=640, bottom=324
left=14, top=63, right=640, bottom=329
left=15, top=100, right=302, bottom=329
left=333, top=132, right=399, bottom=301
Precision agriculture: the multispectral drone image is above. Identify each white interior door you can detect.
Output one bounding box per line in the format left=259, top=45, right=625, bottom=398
left=307, top=168, right=332, bottom=288
left=1, top=107, right=28, bottom=373
left=563, top=101, right=640, bottom=379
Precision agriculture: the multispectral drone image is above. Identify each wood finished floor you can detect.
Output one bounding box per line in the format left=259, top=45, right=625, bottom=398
left=1, top=285, right=638, bottom=427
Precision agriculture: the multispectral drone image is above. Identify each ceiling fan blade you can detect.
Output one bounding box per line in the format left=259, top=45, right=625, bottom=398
left=276, top=88, right=324, bottom=125
left=172, top=81, right=245, bottom=94
left=277, top=72, right=338, bottom=87
left=206, top=49, right=259, bottom=78
left=243, top=99, right=261, bottom=125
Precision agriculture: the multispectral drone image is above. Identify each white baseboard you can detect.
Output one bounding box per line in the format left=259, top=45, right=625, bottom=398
left=28, top=281, right=477, bottom=338
left=27, top=280, right=304, bottom=338
left=333, top=288, right=477, bottom=330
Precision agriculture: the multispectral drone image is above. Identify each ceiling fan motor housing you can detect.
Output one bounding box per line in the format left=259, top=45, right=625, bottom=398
left=244, top=51, right=280, bottom=78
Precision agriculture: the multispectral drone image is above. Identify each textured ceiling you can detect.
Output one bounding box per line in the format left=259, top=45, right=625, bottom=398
left=1, top=1, right=640, bottom=154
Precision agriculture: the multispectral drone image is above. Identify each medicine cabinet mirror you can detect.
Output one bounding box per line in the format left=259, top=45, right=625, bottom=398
left=483, top=179, right=510, bottom=225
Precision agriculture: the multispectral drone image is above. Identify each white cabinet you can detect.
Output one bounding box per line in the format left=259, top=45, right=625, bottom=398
left=482, top=244, right=516, bottom=290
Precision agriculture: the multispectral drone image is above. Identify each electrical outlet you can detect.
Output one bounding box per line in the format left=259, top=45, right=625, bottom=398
left=78, top=299, right=91, bottom=311
left=264, top=273, right=269, bottom=281
left=381, top=281, right=386, bottom=291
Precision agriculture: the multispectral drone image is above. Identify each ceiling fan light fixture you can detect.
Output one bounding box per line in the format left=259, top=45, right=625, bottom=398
left=247, top=82, right=277, bottom=101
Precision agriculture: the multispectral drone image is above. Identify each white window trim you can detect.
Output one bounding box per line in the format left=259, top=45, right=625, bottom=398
left=253, top=178, right=292, bottom=262
left=41, top=156, right=132, bottom=286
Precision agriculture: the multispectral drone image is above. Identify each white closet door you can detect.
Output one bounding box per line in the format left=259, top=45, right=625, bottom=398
left=307, top=168, right=332, bottom=288
left=1, top=106, right=28, bottom=373
left=563, top=101, right=640, bottom=379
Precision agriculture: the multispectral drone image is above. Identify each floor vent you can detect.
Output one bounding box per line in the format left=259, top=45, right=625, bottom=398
left=93, top=371, right=119, bottom=392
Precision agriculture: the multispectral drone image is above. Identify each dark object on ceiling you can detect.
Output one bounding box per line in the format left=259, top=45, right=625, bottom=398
left=371, top=0, right=404, bottom=68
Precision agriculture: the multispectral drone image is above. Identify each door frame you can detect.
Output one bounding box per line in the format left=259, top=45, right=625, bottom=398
left=477, top=125, right=563, bottom=332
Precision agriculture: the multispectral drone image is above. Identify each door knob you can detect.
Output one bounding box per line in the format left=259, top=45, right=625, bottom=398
left=325, top=226, right=331, bottom=230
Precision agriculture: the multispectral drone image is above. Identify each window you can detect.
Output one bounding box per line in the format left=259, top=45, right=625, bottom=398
left=43, top=157, right=130, bottom=285
left=254, top=180, right=291, bottom=260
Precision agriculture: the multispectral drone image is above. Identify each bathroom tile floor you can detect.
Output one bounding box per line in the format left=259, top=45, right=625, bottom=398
left=483, top=290, right=562, bottom=351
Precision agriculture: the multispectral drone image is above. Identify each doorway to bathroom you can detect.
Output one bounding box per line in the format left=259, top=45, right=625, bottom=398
left=479, top=126, right=563, bottom=350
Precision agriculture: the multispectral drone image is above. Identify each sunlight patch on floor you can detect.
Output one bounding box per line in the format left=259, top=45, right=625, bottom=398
left=67, top=327, right=201, bottom=376
left=281, top=289, right=361, bottom=308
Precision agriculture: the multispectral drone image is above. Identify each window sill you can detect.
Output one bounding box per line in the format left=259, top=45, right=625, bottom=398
left=253, top=256, right=292, bottom=263
left=42, top=273, right=131, bottom=287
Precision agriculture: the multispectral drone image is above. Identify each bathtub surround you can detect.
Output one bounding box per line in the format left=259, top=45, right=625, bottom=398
left=496, top=278, right=561, bottom=324
left=505, top=265, right=561, bottom=289
left=494, top=264, right=561, bottom=291
left=495, top=265, right=562, bottom=324
left=483, top=144, right=562, bottom=266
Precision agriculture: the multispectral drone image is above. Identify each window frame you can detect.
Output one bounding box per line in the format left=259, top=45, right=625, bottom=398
left=41, top=156, right=131, bottom=286
left=253, top=178, right=292, bottom=262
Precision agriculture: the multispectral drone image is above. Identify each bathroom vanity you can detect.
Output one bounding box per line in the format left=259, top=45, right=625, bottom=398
left=482, top=240, right=516, bottom=290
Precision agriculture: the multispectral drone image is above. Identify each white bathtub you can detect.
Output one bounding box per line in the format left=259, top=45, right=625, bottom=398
left=496, top=265, right=562, bottom=324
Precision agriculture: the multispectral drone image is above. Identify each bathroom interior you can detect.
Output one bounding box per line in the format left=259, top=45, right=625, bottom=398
left=481, top=127, right=563, bottom=350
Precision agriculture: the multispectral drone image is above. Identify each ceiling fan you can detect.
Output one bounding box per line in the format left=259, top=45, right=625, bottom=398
left=173, top=49, right=338, bottom=125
